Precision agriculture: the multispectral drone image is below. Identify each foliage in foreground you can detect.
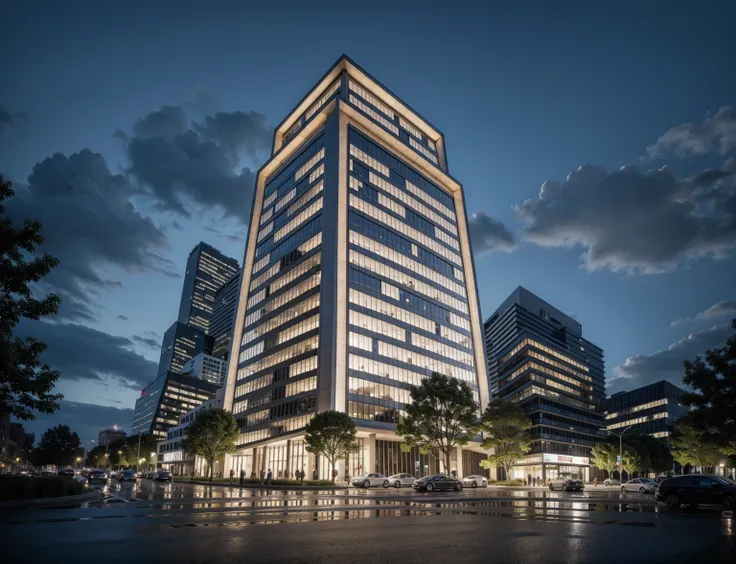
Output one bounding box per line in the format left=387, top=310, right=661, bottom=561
left=0, top=476, right=86, bottom=501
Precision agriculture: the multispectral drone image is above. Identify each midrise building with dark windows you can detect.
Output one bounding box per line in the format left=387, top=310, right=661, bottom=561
left=210, top=271, right=242, bottom=360
left=132, top=371, right=220, bottom=439
left=606, top=380, right=687, bottom=440
left=98, top=428, right=127, bottom=447
left=484, top=287, right=606, bottom=482
left=221, top=55, right=489, bottom=481
left=178, top=242, right=239, bottom=334
left=156, top=321, right=212, bottom=380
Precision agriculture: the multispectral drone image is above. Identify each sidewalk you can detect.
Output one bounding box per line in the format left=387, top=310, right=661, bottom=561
left=172, top=478, right=349, bottom=491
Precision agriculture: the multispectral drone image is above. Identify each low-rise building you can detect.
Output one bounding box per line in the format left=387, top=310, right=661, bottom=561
left=98, top=427, right=127, bottom=447
left=605, top=380, right=687, bottom=440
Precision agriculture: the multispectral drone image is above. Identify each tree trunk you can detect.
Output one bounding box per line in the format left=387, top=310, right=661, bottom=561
left=443, top=449, right=451, bottom=477
left=330, top=459, right=335, bottom=484
left=209, top=459, right=213, bottom=481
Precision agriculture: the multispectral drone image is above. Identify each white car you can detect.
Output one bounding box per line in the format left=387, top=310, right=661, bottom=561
left=621, top=478, right=656, bottom=494
left=462, top=475, right=488, bottom=488
left=385, top=473, right=415, bottom=488
left=352, top=473, right=387, bottom=488
left=603, top=478, right=621, bottom=486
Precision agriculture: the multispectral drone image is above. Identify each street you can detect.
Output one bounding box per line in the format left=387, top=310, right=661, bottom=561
left=0, top=479, right=733, bottom=563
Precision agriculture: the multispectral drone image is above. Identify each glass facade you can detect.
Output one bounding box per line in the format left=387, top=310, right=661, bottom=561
left=157, top=321, right=211, bottom=380
left=210, top=272, right=242, bottom=360
left=605, top=380, right=687, bottom=440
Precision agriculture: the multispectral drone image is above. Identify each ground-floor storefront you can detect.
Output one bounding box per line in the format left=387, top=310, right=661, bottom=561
left=223, top=430, right=490, bottom=482
left=507, top=453, right=591, bottom=483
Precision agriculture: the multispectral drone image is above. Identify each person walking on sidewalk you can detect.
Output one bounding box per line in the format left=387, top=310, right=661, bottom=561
left=229, top=468, right=234, bottom=485
left=239, top=469, right=245, bottom=486
left=266, top=468, right=273, bottom=486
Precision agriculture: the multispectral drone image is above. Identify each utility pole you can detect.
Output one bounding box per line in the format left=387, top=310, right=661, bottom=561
left=136, top=432, right=142, bottom=473
left=604, top=426, right=632, bottom=481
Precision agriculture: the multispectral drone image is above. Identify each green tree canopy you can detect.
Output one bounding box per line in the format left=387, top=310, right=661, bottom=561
left=621, top=449, right=641, bottom=479
left=679, top=319, right=736, bottom=457
left=478, top=399, right=532, bottom=478
left=591, top=441, right=619, bottom=477
left=181, top=408, right=239, bottom=481
left=304, top=410, right=359, bottom=483
left=0, top=176, right=62, bottom=420
left=33, top=424, right=81, bottom=468
left=396, top=372, right=480, bottom=476
left=670, top=423, right=724, bottom=469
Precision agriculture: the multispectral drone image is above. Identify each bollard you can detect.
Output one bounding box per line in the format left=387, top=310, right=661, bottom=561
left=722, top=510, right=733, bottom=537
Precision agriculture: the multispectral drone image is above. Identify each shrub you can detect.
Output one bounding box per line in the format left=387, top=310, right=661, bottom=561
left=0, top=476, right=87, bottom=501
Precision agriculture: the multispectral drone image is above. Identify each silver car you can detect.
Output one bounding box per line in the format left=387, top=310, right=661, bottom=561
left=462, top=475, right=488, bottom=488
left=621, top=478, right=656, bottom=494
left=385, top=473, right=415, bottom=488
left=352, top=473, right=387, bottom=488
left=549, top=477, right=584, bottom=492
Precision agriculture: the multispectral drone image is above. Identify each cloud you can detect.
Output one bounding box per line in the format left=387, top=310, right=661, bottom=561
left=645, top=106, right=736, bottom=159
left=4, top=149, right=175, bottom=320
left=122, top=105, right=269, bottom=222
left=16, top=320, right=158, bottom=391
left=468, top=212, right=517, bottom=255
left=131, top=335, right=161, bottom=350
left=516, top=163, right=736, bottom=274
left=608, top=323, right=734, bottom=395
left=671, top=300, right=736, bottom=327
left=24, top=400, right=134, bottom=444
left=0, top=105, right=28, bottom=134
left=117, top=314, right=129, bottom=321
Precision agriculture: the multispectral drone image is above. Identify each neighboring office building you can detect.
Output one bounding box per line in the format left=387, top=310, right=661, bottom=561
left=210, top=271, right=242, bottom=360
left=222, top=55, right=489, bottom=481
left=132, top=371, right=220, bottom=440
left=158, top=389, right=225, bottom=476
left=181, top=353, right=227, bottom=386
left=156, top=321, right=212, bottom=380
left=484, top=286, right=606, bottom=482
left=177, top=242, right=239, bottom=334
left=605, top=380, right=687, bottom=440
left=98, top=428, right=127, bottom=447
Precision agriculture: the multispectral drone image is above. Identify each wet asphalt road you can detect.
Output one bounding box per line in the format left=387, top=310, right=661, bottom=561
left=1, top=479, right=733, bottom=563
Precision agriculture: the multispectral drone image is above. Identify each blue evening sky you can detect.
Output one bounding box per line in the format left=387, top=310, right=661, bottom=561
left=2, top=1, right=734, bottom=441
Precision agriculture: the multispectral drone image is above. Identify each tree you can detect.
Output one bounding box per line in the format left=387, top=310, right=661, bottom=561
left=591, top=441, right=619, bottom=478
left=181, top=408, right=239, bottom=481
left=621, top=448, right=641, bottom=479
left=627, top=434, right=672, bottom=474
left=679, top=319, right=736, bottom=457
left=396, top=372, right=480, bottom=476
left=478, top=399, right=532, bottom=480
left=33, top=424, right=81, bottom=468
left=304, top=410, right=359, bottom=483
left=0, top=176, right=63, bottom=420
left=670, top=423, right=723, bottom=469
left=86, top=446, right=107, bottom=469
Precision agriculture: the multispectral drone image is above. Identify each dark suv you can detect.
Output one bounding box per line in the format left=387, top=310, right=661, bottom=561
left=655, top=474, right=736, bottom=509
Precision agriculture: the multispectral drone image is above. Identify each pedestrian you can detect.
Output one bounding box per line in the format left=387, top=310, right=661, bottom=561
left=527, top=473, right=532, bottom=487
left=536, top=476, right=541, bottom=487
left=266, top=468, right=272, bottom=486
left=229, top=468, right=234, bottom=485
left=313, top=469, right=318, bottom=481
left=593, top=476, right=598, bottom=487
left=239, top=468, right=245, bottom=486
left=300, top=468, right=305, bottom=486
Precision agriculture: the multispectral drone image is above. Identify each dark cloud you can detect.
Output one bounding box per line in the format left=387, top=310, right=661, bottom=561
left=5, top=149, right=175, bottom=320
left=122, top=105, right=268, bottom=222
left=516, top=163, right=736, bottom=274
left=0, top=105, right=28, bottom=134
left=24, top=400, right=133, bottom=444
left=608, top=323, right=734, bottom=395
left=131, top=335, right=161, bottom=350
left=468, top=212, right=517, bottom=255
left=16, top=320, right=158, bottom=390
left=645, top=106, right=736, bottom=159
left=117, top=314, right=129, bottom=321
left=671, top=300, right=736, bottom=327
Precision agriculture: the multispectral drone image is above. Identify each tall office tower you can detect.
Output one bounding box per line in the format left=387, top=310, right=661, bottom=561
left=484, top=287, right=606, bottom=482
left=210, top=271, right=242, bottom=360
left=157, top=321, right=212, bottom=380
left=222, top=56, right=489, bottom=480
left=177, top=242, right=239, bottom=333
left=606, top=380, right=687, bottom=440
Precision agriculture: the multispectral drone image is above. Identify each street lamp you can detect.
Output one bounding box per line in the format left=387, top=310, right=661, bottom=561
left=138, top=458, right=145, bottom=473
left=603, top=426, right=632, bottom=481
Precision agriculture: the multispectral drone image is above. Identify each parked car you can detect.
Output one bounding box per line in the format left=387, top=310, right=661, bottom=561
left=549, top=477, right=584, bottom=492
left=118, top=470, right=138, bottom=482
left=154, top=471, right=173, bottom=482
left=384, top=473, right=415, bottom=488
left=621, top=478, right=657, bottom=494
left=352, top=473, right=387, bottom=488
left=58, top=468, right=75, bottom=477
left=462, top=475, right=488, bottom=488
left=655, top=474, right=736, bottom=509
left=412, top=474, right=463, bottom=492
left=603, top=478, right=621, bottom=486
left=88, top=469, right=108, bottom=483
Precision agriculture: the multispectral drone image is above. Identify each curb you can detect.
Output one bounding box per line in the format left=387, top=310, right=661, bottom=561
left=171, top=479, right=350, bottom=491
left=0, top=489, right=104, bottom=510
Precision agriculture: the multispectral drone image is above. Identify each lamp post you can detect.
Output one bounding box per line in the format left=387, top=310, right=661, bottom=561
left=604, top=426, right=632, bottom=481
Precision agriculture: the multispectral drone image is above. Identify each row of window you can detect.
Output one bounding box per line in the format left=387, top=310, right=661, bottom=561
left=237, top=414, right=313, bottom=446
left=524, top=350, right=593, bottom=383
left=239, top=314, right=320, bottom=363
left=409, top=136, right=438, bottom=164
left=237, top=336, right=319, bottom=379
left=349, top=93, right=399, bottom=135
left=242, top=294, right=320, bottom=344
left=348, top=401, right=405, bottom=424
left=233, top=374, right=318, bottom=416
left=500, top=338, right=590, bottom=373
left=264, top=134, right=324, bottom=199
left=349, top=376, right=412, bottom=406
left=253, top=218, right=322, bottom=275
left=305, top=79, right=340, bottom=121
left=286, top=179, right=323, bottom=219
left=507, top=384, right=594, bottom=412
left=605, top=399, right=668, bottom=420
left=607, top=412, right=667, bottom=430
left=234, top=356, right=318, bottom=397
left=273, top=198, right=323, bottom=243
left=505, top=360, right=592, bottom=393
left=348, top=332, right=475, bottom=383
left=348, top=79, right=395, bottom=119
left=250, top=249, right=319, bottom=300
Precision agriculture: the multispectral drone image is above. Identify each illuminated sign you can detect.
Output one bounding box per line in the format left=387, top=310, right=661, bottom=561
left=543, top=454, right=589, bottom=465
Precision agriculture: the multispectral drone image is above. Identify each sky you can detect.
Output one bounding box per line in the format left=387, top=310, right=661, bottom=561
left=1, top=0, right=735, bottom=444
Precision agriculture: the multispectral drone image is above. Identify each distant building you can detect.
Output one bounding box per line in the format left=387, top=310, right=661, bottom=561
left=606, top=380, right=688, bottom=440
left=98, top=428, right=127, bottom=447
left=157, top=389, right=226, bottom=476
left=0, top=415, right=11, bottom=463
left=132, top=371, right=220, bottom=440
left=181, top=353, right=227, bottom=386
left=156, top=321, right=212, bottom=380
left=177, top=242, right=239, bottom=334
left=484, top=286, right=606, bottom=482
left=210, top=271, right=241, bottom=360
